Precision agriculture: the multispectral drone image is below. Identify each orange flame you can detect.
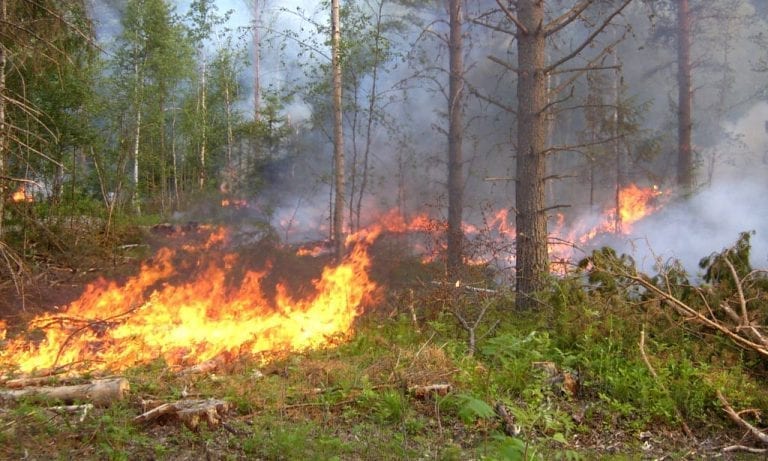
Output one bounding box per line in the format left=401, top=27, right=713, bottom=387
left=0, top=228, right=379, bottom=375
left=11, top=185, right=33, bottom=203
left=221, top=198, right=248, bottom=208
left=617, top=183, right=664, bottom=231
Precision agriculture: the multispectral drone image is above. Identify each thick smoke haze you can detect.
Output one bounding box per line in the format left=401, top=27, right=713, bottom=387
left=604, top=102, right=768, bottom=275
left=86, top=0, right=768, bottom=280
left=607, top=179, right=768, bottom=275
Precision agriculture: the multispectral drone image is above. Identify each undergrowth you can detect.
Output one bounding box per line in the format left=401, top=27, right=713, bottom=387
left=1, top=233, right=767, bottom=459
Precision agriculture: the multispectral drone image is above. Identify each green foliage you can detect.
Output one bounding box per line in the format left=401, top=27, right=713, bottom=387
left=700, top=230, right=755, bottom=286
left=453, top=393, right=496, bottom=423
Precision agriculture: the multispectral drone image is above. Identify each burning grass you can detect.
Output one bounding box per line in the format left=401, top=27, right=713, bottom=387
left=0, top=225, right=381, bottom=376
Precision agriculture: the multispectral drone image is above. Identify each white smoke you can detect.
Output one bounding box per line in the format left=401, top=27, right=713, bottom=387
left=605, top=179, right=768, bottom=275
left=605, top=103, right=768, bottom=275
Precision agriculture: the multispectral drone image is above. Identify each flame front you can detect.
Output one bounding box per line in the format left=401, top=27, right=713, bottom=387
left=0, top=228, right=379, bottom=374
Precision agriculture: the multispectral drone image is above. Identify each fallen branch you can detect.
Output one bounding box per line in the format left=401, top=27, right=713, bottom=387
left=47, top=403, right=93, bottom=422
left=622, top=272, right=768, bottom=359
left=0, top=378, right=130, bottom=407
left=717, top=390, right=768, bottom=445
left=494, top=402, right=521, bottom=436
left=134, top=398, right=230, bottom=431
left=722, top=445, right=768, bottom=454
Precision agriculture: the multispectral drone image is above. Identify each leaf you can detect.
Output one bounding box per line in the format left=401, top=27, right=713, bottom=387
left=552, top=432, right=567, bottom=444
left=456, top=393, right=495, bottom=423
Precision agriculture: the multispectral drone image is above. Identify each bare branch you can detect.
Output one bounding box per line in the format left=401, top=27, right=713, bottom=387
left=495, top=0, right=527, bottom=35
left=487, top=55, right=519, bottom=74
left=469, top=18, right=516, bottom=37
left=545, top=0, right=594, bottom=37
left=544, top=0, right=632, bottom=74
left=539, top=85, right=574, bottom=114
left=468, top=83, right=516, bottom=114
left=540, top=204, right=571, bottom=213
left=718, top=390, right=768, bottom=446
left=549, top=64, right=620, bottom=76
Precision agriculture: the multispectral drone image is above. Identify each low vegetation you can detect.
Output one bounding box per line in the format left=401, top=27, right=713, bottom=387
left=1, top=225, right=767, bottom=460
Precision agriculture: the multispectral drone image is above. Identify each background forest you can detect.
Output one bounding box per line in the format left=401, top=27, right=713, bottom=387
left=2, top=0, right=768, bottom=459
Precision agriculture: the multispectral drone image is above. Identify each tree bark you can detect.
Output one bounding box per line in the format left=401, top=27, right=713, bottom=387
left=677, top=0, right=693, bottom=195
left=331, top=0, right=346, bottom=260
left=0, top=378, right=130, bottom=407
left=0, top=0, right=6, bottom=239
left=515, top=0, right=548, bottom=309
left=446, top=0, right=465, bottom=278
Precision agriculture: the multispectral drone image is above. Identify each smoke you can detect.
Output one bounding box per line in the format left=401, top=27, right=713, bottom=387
left=603, top=179, right=768, bottom=275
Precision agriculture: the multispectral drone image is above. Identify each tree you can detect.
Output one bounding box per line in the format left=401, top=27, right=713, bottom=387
left=112, top=0, right=192, bottom=214
left=0, top=0, right=94, bottom=236
left=331, top=0, right=345, bottom=259
left=186, top=0, right=231, bottom=190
left=446, top=0, right=465, bottom=278
left=676, top=0, right=693, bottom=195
left=496, top=0, right=632, bottom=308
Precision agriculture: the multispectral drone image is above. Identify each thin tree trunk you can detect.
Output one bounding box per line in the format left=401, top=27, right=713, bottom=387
left=677, top=0, right=693, bottom=195
left=354, top=0, right=387, bottom=233
left=132, top=56, right=142, bottom=215
left=515, top=0, right=548, bottom=309
left=0, top=0, right=6, bottom=239
left=446, top=0, right=464, bottom=278
left=331, top=0, right=345, bottom=260
left=224, top=79, right=234, bottom=170
left=252, top=0, right=262, bottom=121
left=170, top=108, right=179, bottom=209
left=613, top=50, right=623, bottom=233
left=348, top=80, right=360, bottom=232
left=199, top=53, right=208, bottom=190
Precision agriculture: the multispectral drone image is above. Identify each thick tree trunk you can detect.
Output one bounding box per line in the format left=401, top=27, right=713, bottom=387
left=677, top=0, right=693, bottom=195
left=446, top=0, right=464, bottom=278
left=515, top=1, right=548, bottom=309
left=331, top=0, right=345, bottom=260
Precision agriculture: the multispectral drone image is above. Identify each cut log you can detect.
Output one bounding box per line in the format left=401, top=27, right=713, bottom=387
left=134, top=398, right=230, bottom=431
left=408, top=383, right=452, bottom=399
left=3, top=375, right=89, bottom=389
left=0, top=378, right=129, bottom=407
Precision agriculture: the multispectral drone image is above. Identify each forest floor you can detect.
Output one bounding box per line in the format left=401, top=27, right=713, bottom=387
left=0, top=220, right=766, bottom=460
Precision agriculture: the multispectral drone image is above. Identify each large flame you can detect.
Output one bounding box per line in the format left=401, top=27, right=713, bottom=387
left=0, top=227, right=380, bottom=375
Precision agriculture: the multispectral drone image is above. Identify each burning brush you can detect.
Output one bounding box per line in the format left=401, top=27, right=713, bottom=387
left=0, top=226, right=381, bottom=376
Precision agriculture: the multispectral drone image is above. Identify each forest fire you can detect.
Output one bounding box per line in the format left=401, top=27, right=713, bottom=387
left=0, top=227, right=380, bottom=375
left=0, top=184, right=665, bottom=376
left=10, top=185, right=33, bottom=203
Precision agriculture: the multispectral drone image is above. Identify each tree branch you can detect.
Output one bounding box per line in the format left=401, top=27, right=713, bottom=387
left=544, top=0, right=632, bottom=74
left=495, top=0, right=527, bottom=35
left=544, top=0, right=594, bottom=37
